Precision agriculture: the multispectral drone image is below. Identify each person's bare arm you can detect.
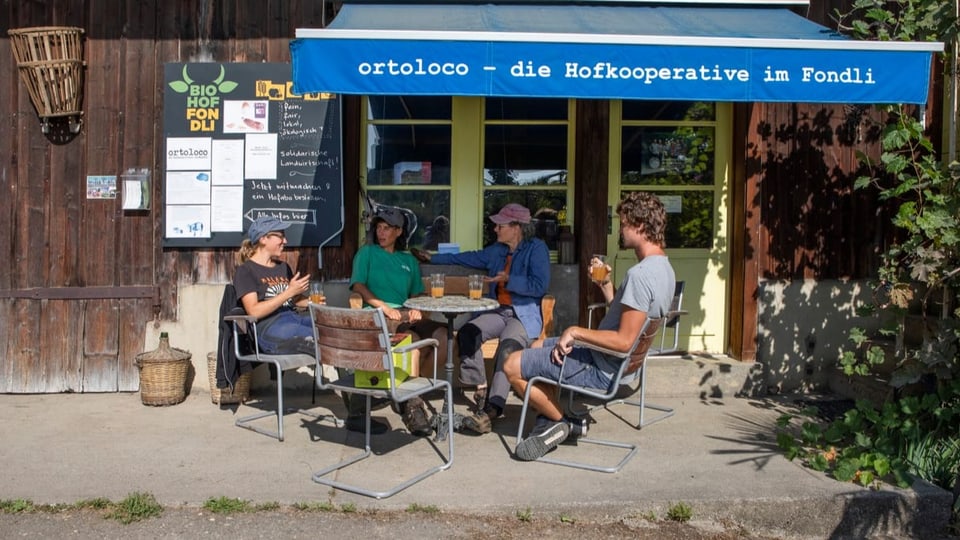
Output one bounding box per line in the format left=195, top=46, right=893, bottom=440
left=351, top=282, right=405, bottom=320
left=239, top=271, right=309, bottom=320
left=550, top=306, right=647, bottom=364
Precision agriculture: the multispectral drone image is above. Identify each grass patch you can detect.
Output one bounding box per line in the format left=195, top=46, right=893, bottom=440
left=405, top=503, right=439, bottom=514
left=255, top=501, right=280, bottom=511
left=74, top=498, right=112, bottom=510
left=340, top=502, right=357, bottom=513
left=516, top=507, right=533, bottom=522
left=666, top=501, right=692, bottom=523
left=0, top=499, right=35, bottom=513
left=293, top=501, right=337, bottom=512
left=203, top=496, right=252, bottom=514
left=106, top=492, right=162, bottom=524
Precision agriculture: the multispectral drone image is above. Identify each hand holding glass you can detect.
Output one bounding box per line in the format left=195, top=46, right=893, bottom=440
left=590, top=255, right=610, bottom=282
left=309, top=281, right=325, bottom=304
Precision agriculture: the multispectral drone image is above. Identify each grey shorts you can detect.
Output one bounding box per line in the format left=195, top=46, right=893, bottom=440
left=519, top=337, right=613, bottom=392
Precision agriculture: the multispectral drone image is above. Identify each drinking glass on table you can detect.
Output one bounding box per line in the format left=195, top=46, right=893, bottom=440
left=468, top=274, right=483, bottom=299
left=430, top=273, right=445, bottom=298
left=309, top=280, right=325, bottom=304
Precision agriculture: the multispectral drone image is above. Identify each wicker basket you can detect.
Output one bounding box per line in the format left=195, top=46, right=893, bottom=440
left=135, top=335, right=191, bottom=406
left=8, top=26, right=85, bottom=119
left=207, top=352, right=251, bottom=405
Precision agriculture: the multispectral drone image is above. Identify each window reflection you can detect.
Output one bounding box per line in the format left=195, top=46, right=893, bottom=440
left=484, top=125, right=568, bottom=186
left=621, top=101, right=715, bottom=121
left=621, top=126, right=714, bottom=186
left=367, top=96, right=452, bottom=120
left=366, top=124, right=452, bottom=186
left=366, top=189, right=452, bottom=250
left=485, top=97, right=567, bottom=120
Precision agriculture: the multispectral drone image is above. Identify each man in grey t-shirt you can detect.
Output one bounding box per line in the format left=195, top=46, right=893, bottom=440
left=504, top=192, right=676, bottom=461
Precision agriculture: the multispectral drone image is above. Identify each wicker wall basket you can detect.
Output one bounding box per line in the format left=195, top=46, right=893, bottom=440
left=7, top=26, right=85, bottom=132
left=135, top=337, right=191, bottom=406
left=206, top=352, right=251, bottom=405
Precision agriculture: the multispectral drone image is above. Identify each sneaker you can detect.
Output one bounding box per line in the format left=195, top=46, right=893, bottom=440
left=515, top=420, right=570, bottom=461
left=462, top=409, right=492, bottom=434
left=401, top=397, right=434, bottom=437
left=566, top=417, right=588, bottom=439
left=345, top=415, right=389, bottom=435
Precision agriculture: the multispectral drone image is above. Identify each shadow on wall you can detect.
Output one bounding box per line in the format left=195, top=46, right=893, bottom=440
left=742, top=105, right=897, bottom=396
left=756, top=278, right=880, bottom=394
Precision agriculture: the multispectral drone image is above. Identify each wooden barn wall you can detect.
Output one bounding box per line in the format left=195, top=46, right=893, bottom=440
left=0, top=1, right=353, bottom=393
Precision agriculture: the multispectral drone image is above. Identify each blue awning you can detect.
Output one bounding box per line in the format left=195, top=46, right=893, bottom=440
left=291, top=3, right=943, bottom=104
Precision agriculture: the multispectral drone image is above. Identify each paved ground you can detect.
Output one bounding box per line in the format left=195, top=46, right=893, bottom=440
left=0, top=383, right=953, bottom=539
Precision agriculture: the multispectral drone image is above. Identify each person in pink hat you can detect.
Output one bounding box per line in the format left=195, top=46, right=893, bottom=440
left=412, top=203, right=551, bottom=434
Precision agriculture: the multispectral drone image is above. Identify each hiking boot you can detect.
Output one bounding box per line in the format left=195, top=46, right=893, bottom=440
left=462, top=409, right=490, bottom=434
left=515, top=420, right=570, bottom=461
left=401, top=397, right=433, bottom=437
left=473, top=387, right=487, bottom=413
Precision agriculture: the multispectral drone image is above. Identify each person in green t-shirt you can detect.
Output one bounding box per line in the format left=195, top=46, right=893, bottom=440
left=349, top=207, right=446, bottom=437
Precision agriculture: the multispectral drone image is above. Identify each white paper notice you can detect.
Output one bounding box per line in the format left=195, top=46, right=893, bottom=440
left=166, top=171, right=211, bottom=204
left=222, top=100, right=270, bottom=134
left=211, top=186, right=244, bottom=232
left=166, top=205, right=210, bottom=238
left=122, top=179, right=143, bottom=210
left=212, top=139, right=245, bottom=186
left=166, top=137, right=212, bottom=170
left=244, top=133, right=278, bottom=179
left=660, top=195, right=682, bottom=214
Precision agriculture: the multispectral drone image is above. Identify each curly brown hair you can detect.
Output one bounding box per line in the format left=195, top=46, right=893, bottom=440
left=616, top=192, right=666, bottom=247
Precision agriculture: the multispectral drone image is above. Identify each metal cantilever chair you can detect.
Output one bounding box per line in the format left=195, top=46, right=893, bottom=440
left=589, top=281, right=686, bottom=356
left=515, top=317, right=663, bottom=473
left=224, top=305, right=323, bottom=442
left=650, top=281, right=687, bottom=356
left=309, top=303, right=454, bottom=499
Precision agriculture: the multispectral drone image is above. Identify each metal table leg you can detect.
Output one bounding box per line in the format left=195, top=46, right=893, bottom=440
left=431, top=312, right=466, bottom=440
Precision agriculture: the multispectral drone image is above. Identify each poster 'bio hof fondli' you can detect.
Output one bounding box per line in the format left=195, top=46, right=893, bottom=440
left=162, top=63, right=343, bottom=248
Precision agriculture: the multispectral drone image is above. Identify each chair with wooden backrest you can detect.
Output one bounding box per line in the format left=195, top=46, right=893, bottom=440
left=308, top=303, right=454, bottom=499
left=222, top=292, right=322, bottom=442
left=515, top=317, right=662, bottom=473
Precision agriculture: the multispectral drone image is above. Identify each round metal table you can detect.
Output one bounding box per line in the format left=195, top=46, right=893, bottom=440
left=403, top=295, right=499, bottom=439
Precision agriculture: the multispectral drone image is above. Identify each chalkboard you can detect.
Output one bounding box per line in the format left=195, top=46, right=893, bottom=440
left=162, top=63, right=343, bottom=248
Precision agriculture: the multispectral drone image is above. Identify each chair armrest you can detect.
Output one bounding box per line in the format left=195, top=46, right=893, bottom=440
left=224, top=314, right=257, bottom=334
left=572, top=339, right=630, bottom=360
left=394, top=338, right=439, bottom=355
left=223, top=314, right=256, bottom=323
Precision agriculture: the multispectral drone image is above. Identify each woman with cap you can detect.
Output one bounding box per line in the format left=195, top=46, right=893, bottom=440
left=411, top=203, right=551, bottom=435
left=233, top=215, right=314, bottom=355
left=349, top=206, right=446, bottom=437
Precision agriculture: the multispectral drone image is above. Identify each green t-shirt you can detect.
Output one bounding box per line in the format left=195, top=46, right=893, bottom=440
left=350, top=244, right=424, bottom=308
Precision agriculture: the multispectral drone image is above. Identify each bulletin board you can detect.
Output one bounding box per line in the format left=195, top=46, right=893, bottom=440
left=162, top=63, right=343, bottom=247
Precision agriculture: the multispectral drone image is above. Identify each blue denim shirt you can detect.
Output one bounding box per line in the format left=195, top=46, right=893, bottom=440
left=430, top=238, right=551, bottom=338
